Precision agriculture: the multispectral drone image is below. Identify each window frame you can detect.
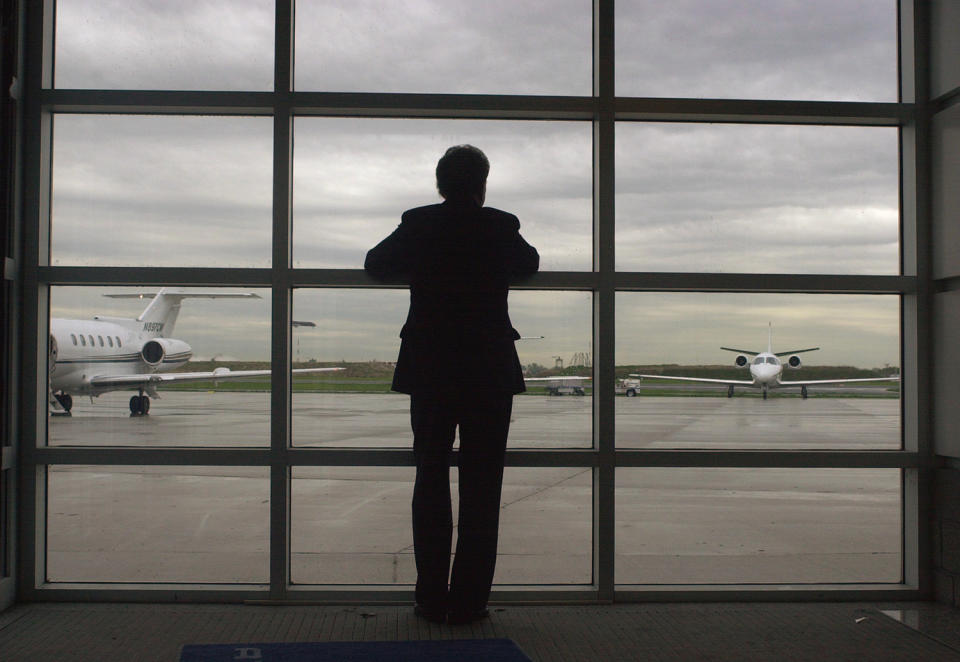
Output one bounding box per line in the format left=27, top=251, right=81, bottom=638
left=12, top=0, right=930, bottom=603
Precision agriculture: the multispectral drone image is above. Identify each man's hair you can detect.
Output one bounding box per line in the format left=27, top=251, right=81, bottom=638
left=436, top=145, right=489, bottom=200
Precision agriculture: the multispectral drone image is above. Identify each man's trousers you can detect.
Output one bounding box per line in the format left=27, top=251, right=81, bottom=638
left=409, top=390, right=513, bottom=614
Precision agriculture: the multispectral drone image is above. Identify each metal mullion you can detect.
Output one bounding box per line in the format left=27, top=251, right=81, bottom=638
left=19, top=583, right=925, bottom=604
left=27, top=586, right=269, bottom=602
left=593, top=0, right=615, bottom=604
left=934, top=275, right=960, bottom=293
left=40, top=89, right=275, bottom=115
left=614, top=450, right=921, bottom=469
left=30, top=447, right=922, bottom=470
left=40, top=89, right=916, bottom=128
left=39, top=89, right=596, bottom=120
left=35, top=268, right=914, bottom=294
left=931, top=87, right=960, bottom=114
left=270, top=0, right=294, bottom=602
left=899, top=0, right=932, bottom=595
left=38, top=266, right=273, bottom=287
left=33, top=448, right=273, bottom=466
left=292, top=91, right=596, bottom=120
left=614, top=97, right=910, bottom=126
left=17, top=0, right=55, bottom=601
left=614, top=272, right=913, bottom=294
left=280, top=448, right=599, bottom=468
left=291, top=269, right=598, bottom=290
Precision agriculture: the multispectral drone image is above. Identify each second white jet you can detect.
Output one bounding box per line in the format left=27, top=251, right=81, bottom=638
left=632, top=323, right=899, bottom=400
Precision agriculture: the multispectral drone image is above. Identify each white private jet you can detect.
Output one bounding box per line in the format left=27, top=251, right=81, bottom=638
left=631, top=324, right=899, bottom=400
left=48, top=288, right=342, bottom=416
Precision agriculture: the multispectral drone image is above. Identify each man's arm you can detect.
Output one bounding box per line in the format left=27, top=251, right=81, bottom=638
left=364, top=220, right=414, bottom=280
left=506, top=217, right=539, bottom=279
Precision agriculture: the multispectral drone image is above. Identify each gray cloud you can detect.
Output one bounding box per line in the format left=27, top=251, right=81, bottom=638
left=55, top=0, right=274, bottom=90
left=295, top=0, right=591, bottom=94
left=47, top=1, right=902, bottom=368
left=616, top=0, right=897, bottom=101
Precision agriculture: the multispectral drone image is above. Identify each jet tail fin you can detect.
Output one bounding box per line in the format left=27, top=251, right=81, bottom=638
left=103, top=289, right=261, bottom=338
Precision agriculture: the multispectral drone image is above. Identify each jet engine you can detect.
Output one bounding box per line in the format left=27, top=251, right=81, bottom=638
left=787, top=355, right=802, bottom=368
left=140, top=338, right=193, bottom=367
left=734, top=355, right=748, bottom=367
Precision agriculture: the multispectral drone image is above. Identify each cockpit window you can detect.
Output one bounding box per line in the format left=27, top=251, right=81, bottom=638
left=766, top=357, right=778, bottom=364
left=753, top=357, right=764, bottom=365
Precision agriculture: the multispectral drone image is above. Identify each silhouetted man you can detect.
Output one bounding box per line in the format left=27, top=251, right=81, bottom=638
left=365, top=145, right=539, bottom=624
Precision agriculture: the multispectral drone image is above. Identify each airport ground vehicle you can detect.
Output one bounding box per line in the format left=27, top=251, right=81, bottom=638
left=615, top=378, right=642, bottom=397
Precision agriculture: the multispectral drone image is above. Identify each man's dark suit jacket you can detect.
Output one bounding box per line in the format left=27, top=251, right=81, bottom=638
left=364, top=200, right=540, bottom=395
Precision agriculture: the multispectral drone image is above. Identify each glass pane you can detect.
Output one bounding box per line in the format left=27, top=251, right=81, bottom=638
left=54, top=0, right=274, bottom=90
left=292, top=467, right=415, bottom=584
left=51, top=115, right=273, bottom=268
left=48, top=286, right=272, bottom=446
left=293, top=118, right=592, bottom=271
left=293, top=290, right=592, bottom=449
left=498, top=467, right=592, bottom=584
left=615, top=293, right=901, bottom=449
left=295, top=0, right=591, bottom=94
left=616, top=468, right=901, bottom=584
left=292, top=466, right=591, bottom=585
left=292, top=289, right=408, bottom=448
left=47, top=466, right=270, bottom=583
left=511, top=291, right=593, bottom=448
left=616, top=123, right=899, bottom=274
left=616, top=0, right=897, bottom=101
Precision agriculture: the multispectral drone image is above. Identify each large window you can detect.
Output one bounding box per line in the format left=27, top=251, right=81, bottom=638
left=16, top=0, right=924, bottom=603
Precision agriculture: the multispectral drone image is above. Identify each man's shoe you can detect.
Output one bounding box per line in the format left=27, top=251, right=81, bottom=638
left=446, top=608, right=489, bottom=625
left=414, top=604, right=447, bottom=624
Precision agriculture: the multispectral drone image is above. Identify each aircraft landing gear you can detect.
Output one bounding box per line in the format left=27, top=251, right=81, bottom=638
left=727, top=385, right=735, bottom=398
left=53, top=391, right=73, bottom=415
left=129, top=393, right=150, bottom=416
left=801, top=385, right=808, bottom=400
left=762, top=387, right=768, bottom=400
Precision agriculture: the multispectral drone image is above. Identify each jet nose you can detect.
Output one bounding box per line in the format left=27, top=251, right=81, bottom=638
left=755, top=364, right=778, bottom=381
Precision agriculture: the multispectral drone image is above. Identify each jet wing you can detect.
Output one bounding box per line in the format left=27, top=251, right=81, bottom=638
left=89, top=367, right=343, bottom=387
left=773, top=347, right=820, bottom=357
left=719, top=347, right=759, bottom=356
left=630, top=374, right=754, bottom=386
left=778, top=376, right=899, bottom=386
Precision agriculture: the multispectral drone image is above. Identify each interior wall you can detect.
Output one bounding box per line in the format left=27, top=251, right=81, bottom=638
left=930, top=0, right=960, bottom=608
left=931, top=105, right=960, bottom=282
left=930, top=0, right=960, bottom=99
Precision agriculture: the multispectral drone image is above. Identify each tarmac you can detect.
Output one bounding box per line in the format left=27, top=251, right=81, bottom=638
left=45, top=392, right=902, bottom=586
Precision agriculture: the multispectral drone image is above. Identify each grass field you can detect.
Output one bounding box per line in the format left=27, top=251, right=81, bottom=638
left=164, top=379, right=899, bottom=398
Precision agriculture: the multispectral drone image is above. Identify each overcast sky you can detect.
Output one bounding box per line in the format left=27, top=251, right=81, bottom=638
left=48, top=1, right=901, bottom=368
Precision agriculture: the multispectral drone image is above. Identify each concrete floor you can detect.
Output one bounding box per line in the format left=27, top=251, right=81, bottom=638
left=43, top=393, right=903, bottom=587
left=1, top=601, right=959, bottom=661
left=48, top=390, right=900, bottom=450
